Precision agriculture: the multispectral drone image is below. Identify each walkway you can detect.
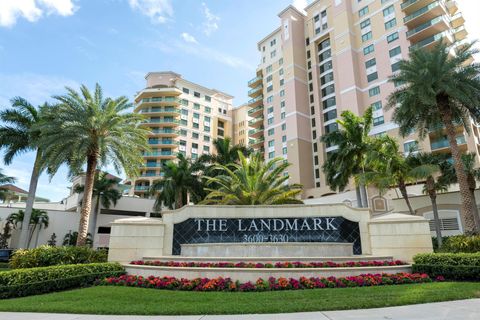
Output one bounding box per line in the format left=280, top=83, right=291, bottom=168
left=2, top=298, right=479, bottom=320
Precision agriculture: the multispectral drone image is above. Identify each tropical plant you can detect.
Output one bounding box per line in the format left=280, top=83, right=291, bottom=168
left=0, top=98, right=52, bottom=248
left=387, top=42, right=480, bottom=233
left=407, top=153, right=450, bottom=247
left=201, top=152, right=303, bottom=205
left=47, top=233, right=57, bottom=247
left=150, top=153, right=205, bottom=210
left=62, top=230, right=93, bottom=246
left=7, top=209, right=49, bottom=248
left=0, top=221, right=13, bottom=249
left=37, top=84, right=149, bottom=246
left=74, top=172, right=122, bottom=239
left=198, top=137, right=252, bottom=167
left=321, top=107, right=373, bottom=207
left=0, top=169, right=16, bottom=202
left=359, top=136, right=416, bottom=214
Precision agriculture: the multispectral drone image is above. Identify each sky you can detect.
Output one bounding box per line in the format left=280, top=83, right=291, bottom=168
left=0, top=0, right=479, bottom=202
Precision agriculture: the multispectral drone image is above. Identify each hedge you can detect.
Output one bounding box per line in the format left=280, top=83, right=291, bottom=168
left=412, top=253, right=480, bottom=281
left=439, top=235, right=480, bottom=253
left=9, top=245, right=107, bottom=269
left=0, top=263, right=124, bottom=299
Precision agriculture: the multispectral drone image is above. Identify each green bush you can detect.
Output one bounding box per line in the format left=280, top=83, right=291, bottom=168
left=0, top=262, right=124, bottom=299
left=439, top=235, right=480, bottom=253
left=9, top=245, right=107, bottom=269
left=413, top=253, right=480, bottom=280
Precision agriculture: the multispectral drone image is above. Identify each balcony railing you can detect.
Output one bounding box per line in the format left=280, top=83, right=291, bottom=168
left=150, top=128, right=180, bottom=135
left=430, top=135, right=466, bottom=150
left=248, top=127, right=264, bottom=136
left=248, top=105, right=264, bottom=116
left=143, top=151, right=178, bottom=157
left=248, top=95, right=263, bottom=105
left=140, top=107, right=180, bottom=114
left=134, top=186, right=150, bottom=191
left=248, top=116, right=264, bottom=126
left=248, top=76, right=262, bottom=86
left=146, top=119, right=180, bottom=124
left=148, top=140, right=179, bottom=145
left=406, top=16, right=445, bottom=38
left=248, top=85, right=263, bottom=96
left=401, top=0, right=419, bottom=10
left=409, top=30, right=453, bottom=51
left=403, top=1, right=444, bottom=23
left=137, top=97, right=181, bottom=105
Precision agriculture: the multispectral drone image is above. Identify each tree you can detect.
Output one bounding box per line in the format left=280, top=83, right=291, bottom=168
left=359, top=136, right=416, bottom=214
left=0, top=169, right=16, bottom=202
left=37, top=84, right=149, bottom=246
left=321, top=108, right=373, bottom=207
left=407, top=153, right=449, bottom=247
left=387, top=42, right=480, bottom=233
left=150, top=153, right=205, bottom=211
left=7, top=209, right=49, bottom=248
left=0, top=98, right=51, bottom=248
left=74, top=172, right=122, bottom=242
left=0, top=221, right=13, bottom=249
left=201, top=152, right=303, bottom=205
left=63, top=230, right=93, bottom=246
left=199, top=137, right=252, bottom=167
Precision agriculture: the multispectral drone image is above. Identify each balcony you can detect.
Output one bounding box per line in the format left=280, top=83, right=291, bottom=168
left=406, top=16, right=449, bottom=42
left=248, top=75, right=262, bottom=88
left=135, top=97, right=181, bottom=111
left=144, top=118, right=180, bottom=127
left=149, top=128, right=180, bottom=137
left=430, top=135, right=467, bottom=152
left=409, top=30, right=454, bottom=51
left=404, top=1, right=447, bottom=26
left=248, top=127, right=264, bottom=139
left=453, top=26, right=467, bottom=41
left=450, top=12, right=465, bottom=28
left=248, top=85, right=263, bottom=98
left=445, top=0, right=458, bottom=14
left=139, top=107, right=180, bottom=116
left=248, top=116, right=264, bottom=128
left=250, top=137, right=265, bottom=148
left=401, top=0, right=436, bottom=15
left=248, top=105, right=264, bottom=118
left=248, top=95, right=263, bottom=108
left=134, top=186, right=150, bottom=192
left=143, top=151, right=178, bottom=158
left=148, top=139, right=179, bottom=147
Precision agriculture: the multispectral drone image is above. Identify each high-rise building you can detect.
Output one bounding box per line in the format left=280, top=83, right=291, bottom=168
left=247, top=0, right=473, bottom=198
left=128, top=71, right=233, bottom=198
left=232, top=104, right=251, bottom=147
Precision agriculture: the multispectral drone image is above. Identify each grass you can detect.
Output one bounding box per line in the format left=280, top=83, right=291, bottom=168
left=0, top=282, right=479, bottom=315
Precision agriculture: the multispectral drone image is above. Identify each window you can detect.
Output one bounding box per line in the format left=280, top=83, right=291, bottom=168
left=205, top=95, right=211, bottom=102
left=369, top=86, right=380, bottom=97
left=279, top=58, right=283, bottom=65
left=383, top=5, right=394, bottom=17
left=365, top=58, right=376, bottom=68
left=367, top=72, right=378, bottom=82
left=321, top=10, right=326, bottom=17
left=311, top=106, right=315, bottom=115
left=268, top=128, right=274, bottom=136
left=266, top=75, right=273, bottom=82
left=321, top=84, right=335, bottom=96
left=387, top=32, right=399, bottom=43
left=280, top=79, right=284, bottom=86
left=270, top=50, right=276, bottom=58
left=308, top=61, right=312, bottom=69
left=180, top=129, right=187, bottom=136
left=306, top=50, right=311, bottom=59
left=204, top=135, right=210, bottom=142
left=323, top=97, right=336, bottom=109
left=267, top=106, right=274, bottom=114
left=313, top=142, right=318, bottom=152
left=181, top=109, right=188, bottom=115
left=389, top=46, right=401, bottom=57
left=404, top=141, right=418, bottom=153
left=279, top=68, right=284, bottom=76
left=193, top=112, right=199, bottom=119
left=182, top=87, right=189, bottom=94
left=267, top=85, right=273, bottom=92
left=282, top=135, right=287, bottom=142
left=280, top=89, right=285, bottom=97
left=318, top=39, right=330, bottom=51
left=266, top=65, right=273, bottom=73
left=192, top=132, right=199, bottom=139
left=315, top=169, right=320, bottom=179
left=319, top=49, right=331, bottom=61
left=281, top=112, right=285, bottom=119
left=203, top=145, right=210, bottom=152
left=373, top=116, right=385, bottom=126
left=311, top=118, right=316, bottom=127
left=193, top=103, right=200, bottom=110
left=362, top=32, right=372, bottom=42
left=268, top=140, right=274, bottom=147
left=360, top=19, right=370, bottom=29
left=270, top=39, right=276, bottom=46
left=314, top=156, right=319, bottom=165
left=371, top=101, right=382, bottom=111
left=384, top=18, right=396, bottom=30
left=363, top=44, right=374, bottom=55
left=267, top=118, right=274, bottom=125
left=320, top=72, right=334, bottom=85
left=306, top=37, right=310, bottom=46
left=205, top=106, right=211, bottom=113
left=314, top=14, right=320, bottom=22
left=358, top=6, right=369, bottom=17
left=312, top=130, right=317, bottom=139
left=204, top=126, right=210, bottom=132
left=324, top=109, right=337, bottom=122
left=193, top=123, right=199, bottom=129
left=320, top=61, right=333, bottom=73
left=281, top=123, right=286, bottom=130
left=268, top=151, right=275, bottom=159
left=181, top=99, right=188, bottom=106
left=267, top=96, right=273, bottom=103
left=180, top=119, right=187, bottom=126
left=194, top=91, right=200, bottom=98
left=391, top=61, right=401, bottom=72
left=325, top=122, right=338, bottom=133
left=282, top=147, right=287, bottom=155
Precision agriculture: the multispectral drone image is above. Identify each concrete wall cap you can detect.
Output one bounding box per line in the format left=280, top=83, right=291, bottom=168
left=112, top=217, right=164, bottom=225
left=370, top=213, right=427, bottom=222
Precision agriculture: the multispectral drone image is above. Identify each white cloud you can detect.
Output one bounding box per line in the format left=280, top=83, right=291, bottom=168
left=201, top=2, right=219, bottom=36
left=181, top=32, right=197, bottom=44
left=0, top=0, right=77, bottom=28
left=128, top=0, right=173, bottom=24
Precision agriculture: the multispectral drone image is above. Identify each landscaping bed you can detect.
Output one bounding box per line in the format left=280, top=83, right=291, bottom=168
left=412, top=253, right=480, bottom=281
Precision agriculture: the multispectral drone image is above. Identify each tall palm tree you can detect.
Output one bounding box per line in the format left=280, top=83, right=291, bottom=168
left=407, top=153, right=449, bottom=247
left=359, top=136, right=416, bottom=214
left=74, top=172, right=122, bottom=242
left=7, top=209, right=49, bottom=248
left=0, top=169, right=16, bottom=202
left=150, top=153, right=205, bottom=211
left=321, top=107, right=373, bottom=207
left=37, top=84, right=149, bottom=246
left=201, top=152, right=303, bottom=205
left=199, top=137, right=252, bottom=167
left=387, top=42, right=480, bottom=233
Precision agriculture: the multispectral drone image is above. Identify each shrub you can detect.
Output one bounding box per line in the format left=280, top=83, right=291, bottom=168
left=9, top=245, right=107, bottom=269
left=439, top=235, right=480, bottom=253
left=0, top=262, right=124, bottom=299
left=412, top=253, right=480, bottom=280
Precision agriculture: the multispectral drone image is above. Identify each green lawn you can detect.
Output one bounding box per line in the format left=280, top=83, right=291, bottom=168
left=0, top=282, right=479, bottom=315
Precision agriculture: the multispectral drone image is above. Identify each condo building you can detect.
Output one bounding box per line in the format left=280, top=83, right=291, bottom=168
left=127, top=71, right=233, bottom=198
left=232, top=104, right=251, bottom=147
left=246, top=0, right=475, bottom=198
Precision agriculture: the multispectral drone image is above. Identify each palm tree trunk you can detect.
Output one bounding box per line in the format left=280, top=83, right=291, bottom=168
left=28, top=224, right=36, bottom=248
left=88, top=196, right=100, bottom=247
left=355, top=186, right=362, bottom=208
left=18, top=151, right=42, bottom=249
left=398, top=180, right=414, bottom=215
left=427, top=178, right=443, bottom=248
left=469, top=189, right=480, bottom=232
left=34, top=225, right=42, bottom=247
left=360, top=183, right=368, bottom=208
left=440, top=100, right=477, bottom=233
left=76, top=154, right=98, bottom=246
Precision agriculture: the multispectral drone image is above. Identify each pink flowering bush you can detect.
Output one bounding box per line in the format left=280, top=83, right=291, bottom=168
left=96, top=272, right=433, bottom=292
left=129, top=260, right=406, bottom=269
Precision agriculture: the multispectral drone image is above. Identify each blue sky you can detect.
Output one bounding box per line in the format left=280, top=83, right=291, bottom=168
left=0, top=0, right=479, bottom=202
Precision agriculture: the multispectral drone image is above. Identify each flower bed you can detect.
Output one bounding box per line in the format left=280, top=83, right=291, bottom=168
left=130, top=260, right=406, bottom=269
left=97, top=273, right=434, bottom=292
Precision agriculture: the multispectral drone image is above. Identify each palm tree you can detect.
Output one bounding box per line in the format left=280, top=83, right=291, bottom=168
left=0, top=169, right=16, bottom=202
left=62, top=230, right=93, bottom=246
left=150, top=153, right=205, bottom=210
left=407, top=153, right=449, bottom=247
left=201, top=152, right=303, bottom=205
left=0, top=98, right=51, bottom=248
left=387, top=42, right=480, bottom=233
left=359, top=136, right=416, bottom=214
left=36, top=84, right=149, bottom=246
left=74, top=172, right=122, bottom=242
left=321, top=107, right=373, bottom=207
left=7, top=209, right=49, bottom=248
left=199, top=137, right=252, bottom=167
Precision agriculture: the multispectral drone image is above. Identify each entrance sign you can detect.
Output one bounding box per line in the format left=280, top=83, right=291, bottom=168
left=173, top=217, right=361, bottom=255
